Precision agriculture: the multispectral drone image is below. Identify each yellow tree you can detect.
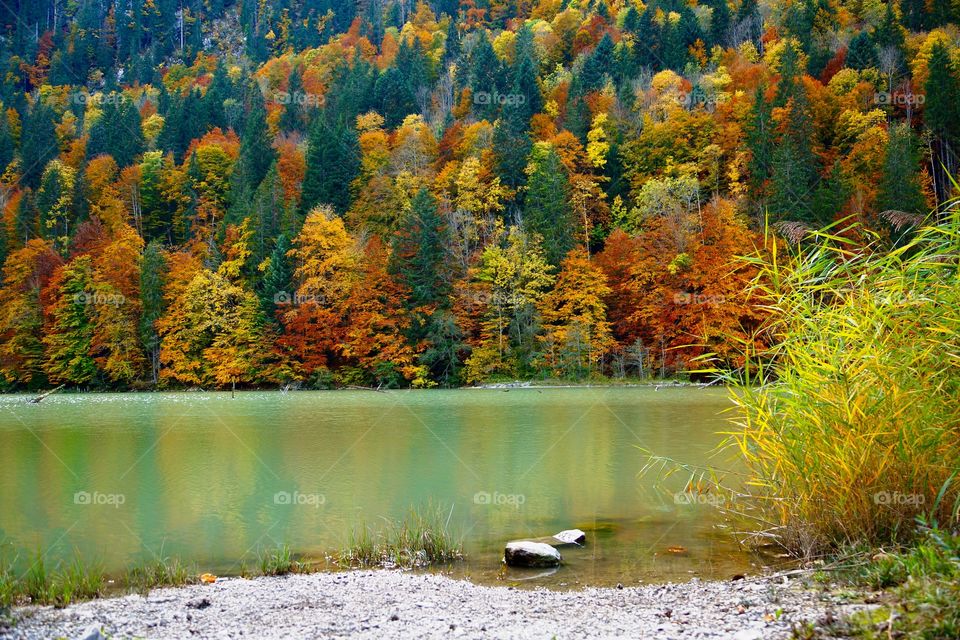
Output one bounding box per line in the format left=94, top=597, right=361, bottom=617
left=537, top=249, right=614, bottom=378
left=464, top=225, right=554, bottom=383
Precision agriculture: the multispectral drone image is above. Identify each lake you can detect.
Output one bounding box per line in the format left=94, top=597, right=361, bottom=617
left=0, top=387, right=767, bottom=588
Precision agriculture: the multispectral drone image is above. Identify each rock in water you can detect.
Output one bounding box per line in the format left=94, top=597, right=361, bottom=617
left=553, top=529, right=586, bottom=545
left=504, top=541, right=562, bottom=567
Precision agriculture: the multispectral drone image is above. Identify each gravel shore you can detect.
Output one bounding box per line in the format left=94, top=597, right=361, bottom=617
left=3, top=570, right=860, bottom=640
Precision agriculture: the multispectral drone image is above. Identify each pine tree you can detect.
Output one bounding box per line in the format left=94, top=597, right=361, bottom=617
left=301, top=115, right=359, bottom=215
left=846, top=32, right=878, bottom=70
left=279, top=66, right=307, bottom=133
left=259, top=233, right=292, bottom=317
left=139, top=240, right=166, bottom=384
left=87, top=95, right=145, bottom=168
left=524, top=144, right=574, bottom=265
left=707, top=0, right=731, bottom=47
left=745, top=83, right=774, bottom=203
left=877, top=124, right=927, bottom=216
left=236, top=84, right=276, bottom=193
left=390, top=188, right=450, bottom=309
left=20, top=102, right=58, bottom=189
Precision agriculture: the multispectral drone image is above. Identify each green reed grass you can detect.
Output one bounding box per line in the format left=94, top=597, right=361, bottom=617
left=725, top=210, right=960, bottom=556
left=332, top=503, right=464, bottom=568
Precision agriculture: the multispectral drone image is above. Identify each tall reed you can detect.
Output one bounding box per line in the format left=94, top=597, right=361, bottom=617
left=727, top=210, right=960, bottom=556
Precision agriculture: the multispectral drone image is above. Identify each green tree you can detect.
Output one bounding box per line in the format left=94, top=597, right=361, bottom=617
left=20, top=103, right=58, bottom=189
left=301, top=114, right=359, bottom=215
left=139, top=241, right=167, bottom=384
left=524, top=143, right=574, bottom=265
left=876, top=124, right=926, bottom=217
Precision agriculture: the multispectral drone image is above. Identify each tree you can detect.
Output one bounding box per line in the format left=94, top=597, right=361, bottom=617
left=301, top=114, right=360, bottom=215
left=36, top=160, right=77, bottom=254
left=877, top=124, right=926, bottom=218
left=846, top=32, right=878, bottom=70
left=277, top=206, right=357, bottom=379
left=42, top=256, right=98, bottom=384
left=140, top=240, right=166, bottom=384
left=537, top=249, right=614, bottom=378
left=87, top=95, right=145, bottom=168
left=339, top=237, right=420, bottom=387
left=523, top=143, right=574, bottom=265
left=923, top=41, right=960, bottom=203
left=157, top=222, right=272, bottom=387
left=279, top=66, right=307, bottom=133
left=20, top=103, right=58, bottom=189
left=464, top=225, right=554, bottom=382
left=235, top=85, right=275, bottom=193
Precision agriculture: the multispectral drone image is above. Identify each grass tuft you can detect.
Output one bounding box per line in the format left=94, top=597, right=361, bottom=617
left=257, top=544, right=306, bottom=576
left=332, top=503, right=464, bottom=569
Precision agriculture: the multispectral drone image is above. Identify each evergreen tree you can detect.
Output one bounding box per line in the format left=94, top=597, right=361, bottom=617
left=390, top=188, right=450, bottom=309
left=43, top=256, right=98, bottom=385
left=259, top=233, right=292, bottom=317
left=846, top=32, right=878, bottom=70
left=20, top=102, right=58, bottom=189
left=203, top=60, right=231, bottom=130
left=87, top=95, right=145, bottom=167
left=877, top=124, right=927, bottom=216
left=924, top=42, right=960, bottom=146
left=301, top=114, right=359, bottom=215
left=469, top=31, right=503, bottom=120
left=139, top=240, right=167, bottom=384
left=524, top=144, right=574, bottom=265
left=708, top=0, right=731, bottom=47
left=0, top=108, right=14, bottom=173
left=280, top=66, right=307, bottom=133
left=236, top=85, right=276, bottom=193
left=745, top=83, right=774, bottom=203
left=810, top=161, right=848, bottom=227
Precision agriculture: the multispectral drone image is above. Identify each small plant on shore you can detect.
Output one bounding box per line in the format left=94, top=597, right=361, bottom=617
left=123, top=556, right=191, bottom=593
left=333, top=504, right=464, bottom=569
left=257, top=544, right=305, bottom=576
left=726, top=210, right=960, bottom=556
left=821, top=525, right=960, bottom=640
left=1, top=552, right=105, bottom=607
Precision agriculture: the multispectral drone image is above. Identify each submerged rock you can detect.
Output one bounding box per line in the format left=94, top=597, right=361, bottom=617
left=504, top=541, right=562, bottom=567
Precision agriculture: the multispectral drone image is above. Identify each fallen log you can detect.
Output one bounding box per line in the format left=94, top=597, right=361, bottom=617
left=28, top=384, right=65, bottom=404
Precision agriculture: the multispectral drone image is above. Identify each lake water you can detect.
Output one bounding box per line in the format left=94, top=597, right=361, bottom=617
left=0, top=387, right=769, bottom=588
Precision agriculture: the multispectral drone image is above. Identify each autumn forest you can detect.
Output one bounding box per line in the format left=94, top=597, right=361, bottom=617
left=0, top=0, right=956, bottom=390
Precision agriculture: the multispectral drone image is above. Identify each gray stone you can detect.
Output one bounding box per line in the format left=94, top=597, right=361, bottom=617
left=503, top=541, right=562, bottom=567
left=75, top=624, right=106, bottom=640
left=553, top=529, right=586, bottom=545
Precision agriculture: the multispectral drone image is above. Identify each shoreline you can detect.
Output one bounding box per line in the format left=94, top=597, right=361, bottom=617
left=0, top=380, right=719, bottom=396
left=3, top=569, right=864, bottom=640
